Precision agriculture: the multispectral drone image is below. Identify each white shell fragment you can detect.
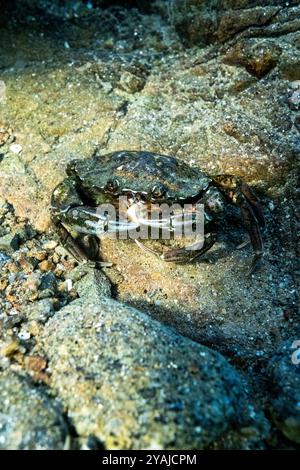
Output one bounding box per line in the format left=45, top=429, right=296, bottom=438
left=18, top=331, right=30, bottom=341
left=10, top=143, right=23, bottom=154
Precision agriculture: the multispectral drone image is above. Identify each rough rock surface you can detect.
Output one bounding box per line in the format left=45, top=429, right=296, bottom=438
left=157, top=1, right=300, bottom=46
left=267, top=339, right=300, bottom=444
left=0, top=368, right=68, bottom=449
left=36, top=271, right=269, bottom=450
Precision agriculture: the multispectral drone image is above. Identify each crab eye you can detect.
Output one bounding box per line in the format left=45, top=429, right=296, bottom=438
left=151, top=183, right=166, bottom=199
left=105, top=179, right=120, bottom=193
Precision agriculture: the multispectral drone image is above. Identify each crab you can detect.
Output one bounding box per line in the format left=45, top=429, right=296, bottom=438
left=50, top=150, right=265, bottom=273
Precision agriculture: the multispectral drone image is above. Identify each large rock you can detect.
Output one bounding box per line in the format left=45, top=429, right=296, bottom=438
left=37, top=271, right=269, bottom=449
left=223, top=39, right=282, bottom=78
left=157, top=1, right=300, bottom=46
left=0, top=369, right=68, bottom=449
left=267, top=339, right=300, bottom=444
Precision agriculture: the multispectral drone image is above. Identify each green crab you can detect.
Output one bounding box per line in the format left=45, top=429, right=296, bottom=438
left=50, top=150, right=265, bottom=273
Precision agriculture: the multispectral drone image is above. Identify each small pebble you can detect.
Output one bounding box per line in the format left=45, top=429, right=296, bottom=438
left=0, top=278, right=8, bottom=291
left=6, top=261, right=19, bottom=273
left=119, top=71, right=145, bottom=93
left=17, top=255, right=34, bottom=274
left=28, top=250, right=47, bottom=261
left=9, top=143, right=22, bottom=154
left=0, top=340, right=19, bottom=357
left=23, top=273, right=40, bottom=291
left=288, top=88, right=300, bottom=110
left=268, top=201, right=275, bottom=211
left=18, top=331, right=30, bottom=341
left=8, top=308, right=19, bottom=316
left=0, top=252, right=10, bottom=265
left=54, top=245, right=69, bottom=258
left=43, top=240, right=58, bottom=250
left=38, top=259, right=55, bottom=272
left=27, top=321, right=41, bottom=337
left=25, top=355, right=47, bottom=372
left=39, top=272, right=56, bottom=290
left=54, top=262, right=65, bottom=277
left=290, top=80, right=300, bottom=89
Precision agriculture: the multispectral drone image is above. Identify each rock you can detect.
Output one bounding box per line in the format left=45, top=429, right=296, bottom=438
left=37, top=274, right=269, bottom=450
left=217, top=6, right=280, bottom=43
left=288, top=85, right=300, bottom=111
left=0, top=369, right=68, bottom=449
left=74, top=268, right=111, bottom=299
left=42, top=240, right=58, bottom=250
left=223, top=39, right=282, bottom=78
left=164, top=0, right=218, bottom=47
left=39, top=272, right=56, bottom=290
left=24, top=298, right=55, bottom=323
left=0, top=340, right=19, bottom=358
left=294, top=115, right=300, bottom=132
left=119, top=71, right=146, bottom=94
left=38, top=259, right=55, bottom=272
left=24, top=355, right=47, bottom=373
left=0, top=232, right=19, bottom=253
left=267, top=339, right=300, bottom=444
left=279, top=46, right=300, bottom=81
left=157, top=1, right=287, bottom=46
left=0, top=123, right=11, bottom=146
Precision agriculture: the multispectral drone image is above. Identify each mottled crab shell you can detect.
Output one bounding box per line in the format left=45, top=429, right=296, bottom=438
left=67, top=151, right=211, bottom=203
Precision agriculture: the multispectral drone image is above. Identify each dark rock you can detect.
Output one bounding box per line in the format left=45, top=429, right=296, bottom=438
left=157, top=1, right=300, bottom=46
left=167, top=0, right=218, bottom=47
left=267, top=339, right=300, bottom=444
left=294, top=115, right=300, bottom=132
left=39, top=272, right=57, bottom=291
left=279, top=46, right=300, bottom=81
left=217, top=6, right=280, bottom=42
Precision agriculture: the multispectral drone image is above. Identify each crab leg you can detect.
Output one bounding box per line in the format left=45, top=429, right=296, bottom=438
left=163, top=234, right=216, bottom=263
left=52, top=219, right=112, bottom=267
left=212, top=175, right=264, bottom=273
left=134, top=239, right=162, bottom=257
left=239, top=181, right=265, bottom=227
left=240, top=201, right=264, bottom=274
left=237, top=239, right=250, bottom=249
left=53, top=220, right=91, bottom=262
left=129, top=203, right=201, bottom=232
